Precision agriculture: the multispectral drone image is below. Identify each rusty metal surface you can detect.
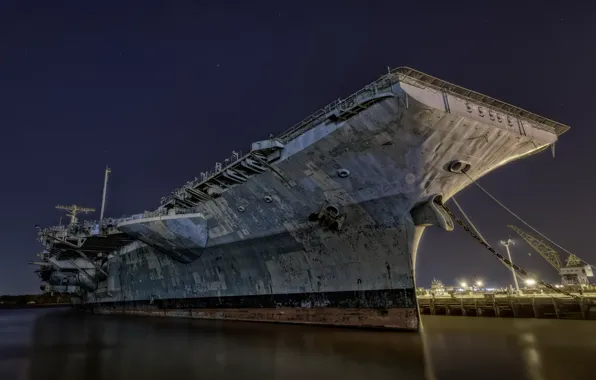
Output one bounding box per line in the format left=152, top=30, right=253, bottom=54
left=92, top=306, right=419, bottom=330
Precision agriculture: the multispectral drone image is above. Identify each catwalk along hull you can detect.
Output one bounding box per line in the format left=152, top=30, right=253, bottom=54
left=39, top=68, right=566, bottom=330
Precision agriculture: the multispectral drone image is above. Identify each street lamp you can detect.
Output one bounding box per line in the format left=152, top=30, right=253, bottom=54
left=460, top=281, right=468, bottom=288
left=476, top=280, right=483, bottom=287
left=524, top=278, right=537, bottom=287
left=500, top=239, right=520, bottom=294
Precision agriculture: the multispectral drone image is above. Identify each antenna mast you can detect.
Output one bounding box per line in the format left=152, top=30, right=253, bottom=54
left=55, top=204, right=96, bottom=225
left=100, top=166, right=111, bottom=220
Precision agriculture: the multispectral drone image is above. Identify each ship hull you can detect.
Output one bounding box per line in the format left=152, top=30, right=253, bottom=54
left=83, top=78, right=558, bottom=330
left=93, top=200, right=422, bottom=329
left=91, top=295, right=417, bottom=330
left=91, top=308, right=418, bottom=330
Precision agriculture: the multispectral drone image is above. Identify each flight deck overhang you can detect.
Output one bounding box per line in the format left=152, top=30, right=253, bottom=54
left=160, top=141, right=284, bottom=210
left=274, top=67, right=569, bottom=145
left=158, top=68, right=568, bottom=213
left=51, top=233, right=137, bottom=259
left=390, top=67, right=569, bottom=137
left=39, top=222, right=136, bottom=260
left=117, top=212, right=209, bottom=264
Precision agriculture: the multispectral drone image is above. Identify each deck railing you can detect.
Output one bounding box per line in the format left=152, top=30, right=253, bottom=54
left=276, top=67, right=569, bottom=142
left=392, top=67, right=569, bottom=136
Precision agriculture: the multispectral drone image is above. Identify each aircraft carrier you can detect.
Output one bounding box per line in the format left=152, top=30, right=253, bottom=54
left=33, top=67, right=569, bottom=331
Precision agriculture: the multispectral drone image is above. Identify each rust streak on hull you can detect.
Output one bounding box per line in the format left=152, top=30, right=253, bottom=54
left=92, top=306, right=419, bottom=330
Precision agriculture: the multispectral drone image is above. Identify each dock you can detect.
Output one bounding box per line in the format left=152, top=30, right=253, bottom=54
left=418, top=294, right=596, bottom=320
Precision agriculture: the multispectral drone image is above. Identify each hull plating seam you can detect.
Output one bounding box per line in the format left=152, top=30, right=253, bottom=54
left=94, top=288, right=416, bottom=309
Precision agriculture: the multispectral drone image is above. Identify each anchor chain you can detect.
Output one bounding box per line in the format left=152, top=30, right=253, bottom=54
left=438, top=201, right=584, bottom=301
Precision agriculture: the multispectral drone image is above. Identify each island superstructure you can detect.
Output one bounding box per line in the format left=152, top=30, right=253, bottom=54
left=33, top=67, right=569, bottom=330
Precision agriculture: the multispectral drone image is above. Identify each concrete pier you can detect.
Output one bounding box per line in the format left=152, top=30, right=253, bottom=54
left=418, top=294, right=596, bottom=320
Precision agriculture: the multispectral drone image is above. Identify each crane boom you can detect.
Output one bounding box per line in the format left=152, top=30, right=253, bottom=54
left=566, top=254, right=582, bottom=267
left=508, top=225, right=562, bottom=270
left=508, top=225, right=594, bottom=285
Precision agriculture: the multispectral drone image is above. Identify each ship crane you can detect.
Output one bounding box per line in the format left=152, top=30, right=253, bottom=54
left=508, top=225, right=594, bottom=286
left=55, top=204, right=96, bottom=225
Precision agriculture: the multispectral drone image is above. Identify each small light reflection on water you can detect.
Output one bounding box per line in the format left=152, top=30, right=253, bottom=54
left=518, top=332, right=545, bottom=380
left=0, top=309, right=594, bottom=380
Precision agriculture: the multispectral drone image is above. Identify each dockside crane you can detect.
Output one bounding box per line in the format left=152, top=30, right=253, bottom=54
left=508, top=225, right=594, bottom=285
left=55, top=204, right=96, bottom=225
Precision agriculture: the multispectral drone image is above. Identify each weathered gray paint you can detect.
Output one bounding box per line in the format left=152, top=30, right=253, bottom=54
left=36, top=68, right=565, bottom=330
left=117, top=213, right=209, bottom=263
left=90, top=81, right=558, bottom=326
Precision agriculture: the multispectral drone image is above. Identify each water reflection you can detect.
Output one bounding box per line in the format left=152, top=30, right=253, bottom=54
left=0, top=309, right=594, bottom=380
left=518, top=332, right=545, bottom=380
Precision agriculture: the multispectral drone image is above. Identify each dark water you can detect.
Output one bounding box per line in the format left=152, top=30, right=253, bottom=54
left=0, top=308, right=593, bottom=380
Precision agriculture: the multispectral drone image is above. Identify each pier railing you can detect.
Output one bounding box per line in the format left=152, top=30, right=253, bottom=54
left=418, top=293, right=595, bottom=320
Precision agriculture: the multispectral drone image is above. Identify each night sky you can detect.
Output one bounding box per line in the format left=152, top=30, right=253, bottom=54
left=1, top=1, right=595, bottom=294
